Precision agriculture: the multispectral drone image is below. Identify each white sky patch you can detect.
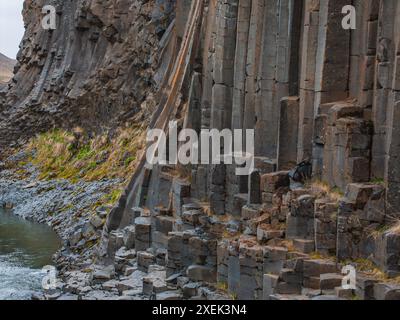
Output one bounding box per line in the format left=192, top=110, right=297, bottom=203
left=0, top=0, right=25, bottom=59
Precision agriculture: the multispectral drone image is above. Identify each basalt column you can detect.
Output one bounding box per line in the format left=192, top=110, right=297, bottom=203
left=313, top=0, right=350, bottom=113
left=347, top=1, right=379, bottom=185
left=277, top=0, right=303, bottom=170
left=211, top=0, right=238, bottom=131
left=201, top=0, right=218, bottom=131
left=256, top=0, right=302, bottom=160
left=372, top=0, right=397, bottom=180
left=297, top=0, right=320, bottom=162
left=243, top=0, right=265, bottom=133
left=254, top=0, right=280, bottom=159
left=349, top=0, right=379, bottom=111
left=194, top=0, right=219, bottom=202
left=227, top=0, right=252, bottom=215
left=312, top=0, right=351, bottom=177
left=209, top=0, right=239, bottom=215
left=385, top=1, right=400, bottom=218
left=232, top=0, right=252, bottom=131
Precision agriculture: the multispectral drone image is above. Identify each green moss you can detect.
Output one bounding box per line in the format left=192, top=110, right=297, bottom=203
left=76, top=145, right=95, bottom=160
left=371, top=178, right=385, bottom=186
left=105, top=189, right=123, bottom=205
left=124, top=156, right=136, bottom=167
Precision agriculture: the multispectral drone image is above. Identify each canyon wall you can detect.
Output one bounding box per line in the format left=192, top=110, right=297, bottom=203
left=0, top=0, right=175, bottom=147
left=2, top=0, right=400, bottom=300
left=100, top=0, right=400, bottom=300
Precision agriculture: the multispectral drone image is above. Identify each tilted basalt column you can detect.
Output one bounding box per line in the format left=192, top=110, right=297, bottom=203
left=176, top=0, right=193, bottom=40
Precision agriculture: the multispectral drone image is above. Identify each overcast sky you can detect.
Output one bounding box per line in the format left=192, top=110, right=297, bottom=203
left=0, top=0, right=25, bottom=59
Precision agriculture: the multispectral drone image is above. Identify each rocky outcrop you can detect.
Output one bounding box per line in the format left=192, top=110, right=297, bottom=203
left=0, top=0, right=175, bottom=148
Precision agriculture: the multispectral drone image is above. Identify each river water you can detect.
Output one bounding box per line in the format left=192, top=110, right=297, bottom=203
left=0, top=208, right=61, bottom=300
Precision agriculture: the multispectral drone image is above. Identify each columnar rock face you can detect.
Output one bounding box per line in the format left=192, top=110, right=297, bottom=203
left=0, top=0, right=175, bottom=147
left=102, top=0, right=400, bottom=298
left=102, top=0, right=400, bottom=300
left=4, top=0, right=400, bottom=300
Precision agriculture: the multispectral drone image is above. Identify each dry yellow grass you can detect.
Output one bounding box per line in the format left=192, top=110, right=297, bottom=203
left=388, top=221, right=400, bottom=235
left=311, top=180, right=344, bottom=202
left=26, top=125, right=146, bottom=183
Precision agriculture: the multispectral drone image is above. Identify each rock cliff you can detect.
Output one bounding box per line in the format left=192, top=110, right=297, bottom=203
left=0, top=0, right=175, bottom=147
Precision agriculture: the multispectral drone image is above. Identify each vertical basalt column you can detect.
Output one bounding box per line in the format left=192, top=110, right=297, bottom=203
left=211, top=0, right=239, bottom=131
left=276, top=0, right=303, bottom=169
left=254, top=0, right=280, bottom=158
left=201, top=0, right=218, bottom=131
left=208, top=0, right=239, bottom=215
left=313, top=0, right=350, bottom=111
left=243, top=0, right=265, bottom=133
left=186, top=73, right=206, bottom=200
left=232, top=0, right=252, bottom=130
left=297, top=0, right=320, bottom=162
left=198, top=0, right=219, bottom=202
left=288, top=0, right=304, bottom=97
left=385, top=1, right=400, bottom=218
left=311, top=0, right=351, bottom=176
left=372, top=0, right=397, bottom=180
left=225, top=0, right=252, bottom=216
left=256, top=0, right=301, bottom=159
left=349, top=0, right=379, bottom=110
left=278, top=97, right=300, bottom=170
left=346, top=0, right=380, bottom=186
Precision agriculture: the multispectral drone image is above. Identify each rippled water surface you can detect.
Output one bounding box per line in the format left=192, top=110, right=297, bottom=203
left=0, top=208, right=61, bottom=300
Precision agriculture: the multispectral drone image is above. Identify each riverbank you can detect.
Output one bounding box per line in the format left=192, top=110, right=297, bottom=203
left=0, top=208, right=61, bottom=300
left=0, top=150, right=122, bottom=299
